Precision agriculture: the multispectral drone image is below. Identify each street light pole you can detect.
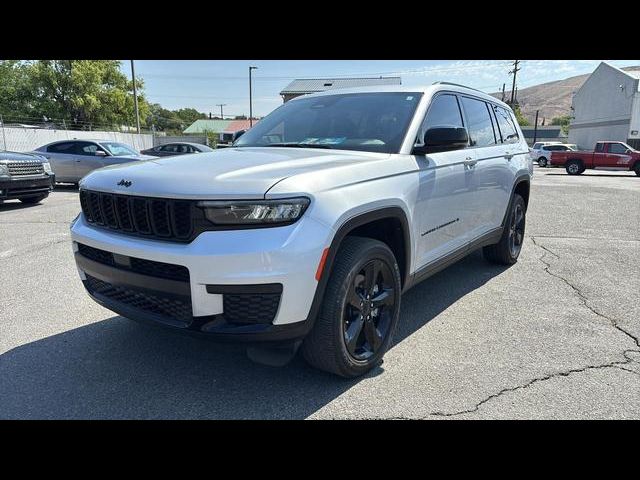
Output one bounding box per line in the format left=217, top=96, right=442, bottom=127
left=249, top=66, right=258, bottom=127
left=130, top=60, right=141, bottom=134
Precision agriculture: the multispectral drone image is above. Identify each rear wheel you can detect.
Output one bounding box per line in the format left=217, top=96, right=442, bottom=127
left=302, top=236, right=402, bottom=377
left=565, top=160, right=584, bottom=175
left=19, top=194, right=48, bottom=204
left=483, top=194, right=526, bottom=265
left=537, top=156, right=548, bottom=167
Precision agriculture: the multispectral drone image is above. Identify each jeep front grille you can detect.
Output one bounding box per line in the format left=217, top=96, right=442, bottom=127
left=79, top=190, right=194, bottom=242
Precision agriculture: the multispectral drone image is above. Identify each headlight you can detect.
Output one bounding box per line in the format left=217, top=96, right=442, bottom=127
left=42, top=162, right=53, bottom=174
left=0, top=164, right=8, bottom=176
left=197, top=197, right=310, bottom=226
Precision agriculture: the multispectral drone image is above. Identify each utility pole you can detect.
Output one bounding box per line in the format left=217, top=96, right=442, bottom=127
left=130, top=60, right=141, bottom=134
left=249, top=66, right=258, bottom=127
left=533, top=110, right=539, bottom=144
left=509, top=60, right=520, bottom=106
left=216, top=104, right=227, bottom=120
left=501, top=83, right=506, bottom=102
left=0, top=115, right=6, bottom=150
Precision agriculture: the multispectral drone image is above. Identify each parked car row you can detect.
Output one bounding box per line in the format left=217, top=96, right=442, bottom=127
left=0, top=139, right=217, bottom=207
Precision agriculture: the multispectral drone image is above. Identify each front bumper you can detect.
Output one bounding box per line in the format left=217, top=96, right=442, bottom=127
left=0, top=175, right=54, bottom=200
left=71, top=213, right=333, bottom=342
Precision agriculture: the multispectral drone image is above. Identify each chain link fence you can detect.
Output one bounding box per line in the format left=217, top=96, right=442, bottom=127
left=0, top=116, right=154, bottom=152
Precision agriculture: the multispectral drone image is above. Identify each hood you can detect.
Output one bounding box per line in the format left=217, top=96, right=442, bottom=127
left=79, top=147, right=390, bottom=199
left=0, top=150, right=46, bottom=162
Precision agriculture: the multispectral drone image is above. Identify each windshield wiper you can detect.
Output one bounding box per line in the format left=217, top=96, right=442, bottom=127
left=264, top=142, right=333, bottom=149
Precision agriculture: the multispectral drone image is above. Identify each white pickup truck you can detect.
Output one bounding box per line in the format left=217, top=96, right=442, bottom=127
left=70, top=83, right=532, bottom=377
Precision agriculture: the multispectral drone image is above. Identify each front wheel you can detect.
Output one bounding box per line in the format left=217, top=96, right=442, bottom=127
left=537, top=156, right=548, bottom=167
left=302, top=236, right=402, bottom=377
left=483, top=193, right=526, bottom=265
left=634, top=163, right=640, bottom=176
left=566, top=160, right=584, bottom=175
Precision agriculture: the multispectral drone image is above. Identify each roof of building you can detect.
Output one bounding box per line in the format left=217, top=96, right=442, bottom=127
left=183, top=119, right=259, bottom=134
left=280, top=77, right=402, bottom=95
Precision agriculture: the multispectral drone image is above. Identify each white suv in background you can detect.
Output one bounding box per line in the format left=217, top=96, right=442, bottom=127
left=70, top=83, right=532, bottom=377
left=530, top=142, right=576, bottom=167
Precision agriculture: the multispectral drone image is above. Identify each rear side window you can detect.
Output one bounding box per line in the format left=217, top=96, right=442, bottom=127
left=460, top=96, right=497, bottom=147
left=493, top=106, right=520, bottom=144
left=595, top=143, right=604, bottom=153
left=159, top=144, right=178, bottom=152
left=47, top=142, right=76, bottom=153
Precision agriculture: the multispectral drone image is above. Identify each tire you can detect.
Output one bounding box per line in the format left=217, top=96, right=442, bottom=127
left=633, top=163, right=640, bottom=176
left=565, top=160, right=584, bottom=175
left=483, top=194, right=526, bottom=265
left=537, top=157, right=548, bottom=168
left=301, top=236, right=402, bottom=377
left=19, top=194, right=48, bottom=204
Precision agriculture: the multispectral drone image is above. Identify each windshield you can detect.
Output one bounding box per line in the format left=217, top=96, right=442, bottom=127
left=235, top=92, right=422, bottom=154
left=100, top=142, right=139, bottom=156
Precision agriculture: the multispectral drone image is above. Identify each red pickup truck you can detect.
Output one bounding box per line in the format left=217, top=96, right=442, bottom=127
left=549, top=141, right=640, bottom=176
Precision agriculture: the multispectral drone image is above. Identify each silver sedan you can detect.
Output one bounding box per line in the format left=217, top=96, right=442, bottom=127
left=31, top=139, right=157, bottom=184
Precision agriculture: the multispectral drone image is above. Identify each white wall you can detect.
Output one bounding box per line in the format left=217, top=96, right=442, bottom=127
left=0, top=127, right=154, bottom=153
left=569, top=63, right=638, bottom=149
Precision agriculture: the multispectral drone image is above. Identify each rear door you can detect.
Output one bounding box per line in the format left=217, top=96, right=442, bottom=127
left=414, top=92, right=473, bottom=268
left=459, top=96, right=512, bottom=239
left=44, top=142, right=78, bottom=181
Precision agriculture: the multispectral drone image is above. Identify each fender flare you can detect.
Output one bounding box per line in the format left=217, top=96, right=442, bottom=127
left=304, top=206, right=412, bottom=328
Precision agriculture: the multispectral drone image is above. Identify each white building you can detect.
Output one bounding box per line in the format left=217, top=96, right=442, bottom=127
left=569, top=62, right=640, bottom=150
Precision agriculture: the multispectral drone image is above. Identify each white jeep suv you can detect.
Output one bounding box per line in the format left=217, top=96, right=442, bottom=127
left=70, top=83, right=532, bottom=377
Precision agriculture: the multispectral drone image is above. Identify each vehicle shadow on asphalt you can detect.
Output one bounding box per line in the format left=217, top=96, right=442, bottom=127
left=0, top=200, right=47, bottom=211
left=0, top=250, right=508, bottom=419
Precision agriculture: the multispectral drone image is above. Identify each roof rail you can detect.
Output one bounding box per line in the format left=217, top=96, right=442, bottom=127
left=432, top=81, right=485, bottom=93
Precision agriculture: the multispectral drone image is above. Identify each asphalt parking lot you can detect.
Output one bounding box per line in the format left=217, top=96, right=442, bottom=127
left=1, top=167, right=638, bottom=419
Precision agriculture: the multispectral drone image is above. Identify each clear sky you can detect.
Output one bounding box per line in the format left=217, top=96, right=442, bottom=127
left=122, top=60, right=640, bottom=118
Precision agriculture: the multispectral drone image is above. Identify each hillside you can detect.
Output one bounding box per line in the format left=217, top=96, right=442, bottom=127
left=492, top=66, right=640, bottom=124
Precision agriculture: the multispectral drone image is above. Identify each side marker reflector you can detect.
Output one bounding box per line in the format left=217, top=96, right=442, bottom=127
left=315, top=248, right=330, bottom=281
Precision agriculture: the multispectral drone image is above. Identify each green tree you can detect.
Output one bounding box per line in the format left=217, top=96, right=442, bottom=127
left=0, top=61, right=34, bottom=121
left=13, top=60, right=149, bottom=130
left=512, top=105, right=530, bottom=126
left=551, top=115, right=571, bottom=135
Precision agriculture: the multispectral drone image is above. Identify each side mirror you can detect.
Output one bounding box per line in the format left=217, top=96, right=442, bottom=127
left=95, top=150, right=107, bottom=157
left=413, top=126, right=469, bottom=155
left=232, top=130, right=246, bottom=142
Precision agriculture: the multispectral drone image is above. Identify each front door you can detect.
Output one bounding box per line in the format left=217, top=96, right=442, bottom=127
left=413, top=93, right=474, bottom=269
left=602, top=142, right=634, bottom=169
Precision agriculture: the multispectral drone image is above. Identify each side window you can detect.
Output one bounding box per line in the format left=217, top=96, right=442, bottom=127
left=608, top=143, right=627, bottom=154
left=420, top=94, right=464, bottom=142
left=595, top=143, right=604, bottom=153
left=493, top=106, right=520, bottom=144
left=160, top=144, right=177, bottom=153
left=76, top=142, right=100, bottom=156
left=47, top=142, right=76, bottom=153
left=459, top=96, right=497, bottom=147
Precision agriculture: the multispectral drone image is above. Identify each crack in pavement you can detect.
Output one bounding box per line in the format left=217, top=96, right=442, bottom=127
left=0, top=237, right=70, bottom=261
left=421, top=237, right=640, bottom=418
left=530, top=236, right=640, bottom=350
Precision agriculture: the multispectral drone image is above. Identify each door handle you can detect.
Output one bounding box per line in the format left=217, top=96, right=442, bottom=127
left=464, top=157, right=477, bottom=167
left=505, top=152, right=514, bottom=160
